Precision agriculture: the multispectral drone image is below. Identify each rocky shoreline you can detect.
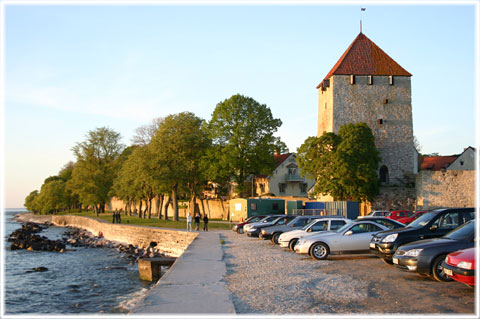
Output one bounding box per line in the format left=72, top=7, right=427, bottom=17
left=8, top=215, right=168, bottom=264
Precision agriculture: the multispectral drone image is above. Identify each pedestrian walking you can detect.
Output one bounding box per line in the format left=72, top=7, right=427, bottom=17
left=187, top=212, right=192, bottom=232
left=194, top=212, right=200, bottom=231
left=117, top=211, right=121, bottom=224
left=112, top=210, right=116, bottom=224
left=203, top=214, right=209, bottom=232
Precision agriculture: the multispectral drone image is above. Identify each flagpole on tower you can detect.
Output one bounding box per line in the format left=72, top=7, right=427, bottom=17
left=360, top=8, right=366, bottom=33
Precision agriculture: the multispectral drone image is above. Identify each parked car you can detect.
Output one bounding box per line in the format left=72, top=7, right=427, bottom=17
left=353, top=217, right=406, bottom=230
left=246, top=215, right=296, bottom=237
left=370, top=207, right=475, bottom=264
left=396, top=210, right=427, bottom=225
left=259, top=216, right=319, bottom=243
left=232, top=216, right=265, bottom=234
left=362, top=211, right=389, bottom=217
left=392, top=220, right=475, bottom=281
left=294, top=220, right=390, bottom=260
left=243, top=215, right=284, bottom=234
left=385, top=210, right=413, bottom=221
left=278, top=217, right=351, bottom=251
left=442, top=247, right=476, bottom=287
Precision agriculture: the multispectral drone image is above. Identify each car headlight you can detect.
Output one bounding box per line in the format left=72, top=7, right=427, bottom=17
left=381, top=233, right=398, bottom=243
left=404, top=248, right=423, bottom=257
left=457, top=261, right=473, bottom=270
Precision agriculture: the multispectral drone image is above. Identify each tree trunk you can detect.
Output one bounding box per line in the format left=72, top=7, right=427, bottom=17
left=139, top=201, right=143, bottom=218
left=172, top=186, right=179, bottom=221
left=155, top=194, right=164, bottom=219
left=147, top=197, right=152, bottom=219
left=163, top=196, right=170, bottom=220
left=200, top=198, right=207, bottom=217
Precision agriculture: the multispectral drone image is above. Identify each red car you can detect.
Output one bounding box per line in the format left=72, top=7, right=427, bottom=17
left=385, top=210, right=413, bottom=221
left=396, top=210, right=427, bottom=224
left=442, top=247, right=476, bottom=287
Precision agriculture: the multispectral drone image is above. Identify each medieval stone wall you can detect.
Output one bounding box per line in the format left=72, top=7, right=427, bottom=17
left=416, top=170, right=476, bottom=209
left=318, top=74, right=414, bottom=183
left=369, top=186, right=417, bottom=212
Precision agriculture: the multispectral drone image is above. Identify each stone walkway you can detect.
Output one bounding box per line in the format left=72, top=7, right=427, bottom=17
left=131, top=230, right=235, bottom=314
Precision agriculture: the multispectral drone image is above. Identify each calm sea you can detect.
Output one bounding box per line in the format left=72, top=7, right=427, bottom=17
left=3, top=209, right=152, bottom=315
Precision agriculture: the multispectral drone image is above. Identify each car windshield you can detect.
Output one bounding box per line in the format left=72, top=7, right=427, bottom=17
left=408, top=212, right=438, bottom=228
left=302, top=219, right=320, bottom=230
left=262, top=216, right=278, bottom=223
left=444, top=221, right=474, bottom=240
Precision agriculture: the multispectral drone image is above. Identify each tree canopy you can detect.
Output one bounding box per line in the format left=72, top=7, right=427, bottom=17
left=297, top=122, right=380, bottom=202
left=67, top=127, right=125, bottom=214
left=205, top=94, right=286, bottom=194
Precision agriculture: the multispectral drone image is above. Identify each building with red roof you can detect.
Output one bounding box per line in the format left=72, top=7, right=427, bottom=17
left=317, top=32, right=415, bottom=186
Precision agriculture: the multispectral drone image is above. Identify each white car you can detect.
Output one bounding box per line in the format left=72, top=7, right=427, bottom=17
left=278, top=217, right=351, bottom=251
left=294, top=220, right=390, bottom=260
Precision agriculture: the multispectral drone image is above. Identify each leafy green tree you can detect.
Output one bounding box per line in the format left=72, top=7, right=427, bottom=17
left=336, top=123, right=380, bottom=202
left=35, top=180, right=68, bottom=214
left=296, top=133, right=341, bottom=197
left=24, top=190, right=40, bottom=213
left=297, top=122, right=380, bottom=202
left=68, top=127, right=125, bottom=215
left=205, top=94, right=285, bottom=195
left=150, top=112, right=210, bottom=221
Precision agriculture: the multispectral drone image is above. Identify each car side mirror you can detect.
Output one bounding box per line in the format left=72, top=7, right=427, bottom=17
left=430, top=224, right=438, bottom=231
left=344, top=230, right=353, bottom=236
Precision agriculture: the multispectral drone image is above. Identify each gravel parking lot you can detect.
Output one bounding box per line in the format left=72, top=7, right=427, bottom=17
left=219, top=230, right=476, bottom=315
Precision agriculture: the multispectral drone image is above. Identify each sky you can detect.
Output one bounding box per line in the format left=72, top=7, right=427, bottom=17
left=1, top=1, right=478, bottom=208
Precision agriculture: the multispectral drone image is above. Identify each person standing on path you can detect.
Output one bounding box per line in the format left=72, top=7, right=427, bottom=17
left=203, top=214, right=209, bottom=232
left=187, top=212, right=192, bottom=232
left=112, top=210, right=117, bottom=224
left=194, top=212, right=200, bottom=231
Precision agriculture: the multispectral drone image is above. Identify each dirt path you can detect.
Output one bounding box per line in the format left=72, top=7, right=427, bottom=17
left=219, top=230, right=475, bottom=315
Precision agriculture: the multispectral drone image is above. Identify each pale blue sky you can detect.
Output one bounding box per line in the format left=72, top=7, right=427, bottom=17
left=2, top=1, right=478, bottom=208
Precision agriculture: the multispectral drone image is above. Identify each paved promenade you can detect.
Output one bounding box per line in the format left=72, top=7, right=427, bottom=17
left=131, top=230, right=236, bottom=315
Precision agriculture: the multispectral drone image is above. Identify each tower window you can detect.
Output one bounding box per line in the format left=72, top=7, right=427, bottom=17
left=368, top=75, right=373, bottom=85
left=350, top=75, right=355, bottom=85
left=389, top=75, right=394, bottom=85
left=377, top=119, right=384, bottom=125
left=383, top=98, right=389, bottom=104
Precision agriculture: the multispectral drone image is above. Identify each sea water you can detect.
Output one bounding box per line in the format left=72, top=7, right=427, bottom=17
left=3, top=209, right=152, bottom=314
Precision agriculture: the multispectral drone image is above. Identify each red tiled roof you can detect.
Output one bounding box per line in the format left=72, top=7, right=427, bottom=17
left=274, top=153, right=292, bottom=168
left=317, top=33, right=411, bottom=88
left=421, top=156, right=458, bottom=171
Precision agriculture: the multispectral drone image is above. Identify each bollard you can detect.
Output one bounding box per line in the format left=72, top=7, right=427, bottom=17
left=138, top=257, right=176, bottom=282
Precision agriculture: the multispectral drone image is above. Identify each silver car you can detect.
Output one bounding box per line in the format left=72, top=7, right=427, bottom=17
left=294, top=220, right=390, bottom=260
left=278, top=217, right=351, bottom=251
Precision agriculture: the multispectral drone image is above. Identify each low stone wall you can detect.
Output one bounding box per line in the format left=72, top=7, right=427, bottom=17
left=16, top=214, right=197, bottom=257
left=416, top=170, right=476, bottom=209
left=370, top=186, right=417, bottom=211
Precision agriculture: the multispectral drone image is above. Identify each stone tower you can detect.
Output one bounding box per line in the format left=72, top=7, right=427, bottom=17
left=317, top=32, right=415, bottom=185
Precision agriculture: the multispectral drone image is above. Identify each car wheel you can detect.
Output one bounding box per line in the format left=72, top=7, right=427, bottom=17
left=431, top=255, right=453, bottom=282
left=288, top=239, right=298, bottom=251
left=381, top=257, right=393, bottom=265
left=272, top=233, right=281, bottom=244
left=237, top=228, right=243, bottom=234
left=310, top=242, right=329, bottom=260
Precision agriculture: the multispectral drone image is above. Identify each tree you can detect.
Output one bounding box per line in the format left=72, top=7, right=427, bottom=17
left=24, top=190, right=40, bottom=213
left=297, top=122, right=380, bottom=202
left=150, top=112, right=210, bottom=221
left=67, top=127, right=125, bottom=215
left=205, top=94, right=285, bottom=195
left=296, top=133, right=341, bottom=197
left=35, top=180, right=68, bottom=214
left=336, top=123, right=380, bottom=202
